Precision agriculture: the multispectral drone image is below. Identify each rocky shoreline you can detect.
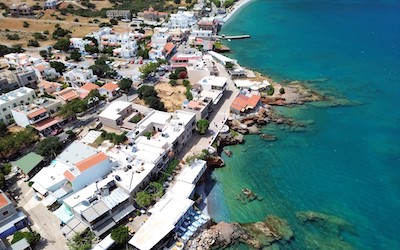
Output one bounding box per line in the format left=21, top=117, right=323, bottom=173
left=185, top=216, right=294, bottom=250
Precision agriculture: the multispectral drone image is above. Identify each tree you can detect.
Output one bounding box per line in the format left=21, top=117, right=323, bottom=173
left=84, top=44, right=99, bottom=54
left=49, top=61, right=66, bottom=73
left=35, top=137, right=63, bottom=157
left=27, top=40, right=40, bottom=47
left=139, top=62, right=159, bottom=79
left=109, top=19, right=118, bottom=25
left=83, top=37, right=98, bottom=46
left=70, top=50, right=81, bottom=61
left=67, top=230, right=94, bottom=250
left=136, top=191, right=152, bottom=207
left=33, top=32, right=47, bottom=41
left=137, top=85, right=157, bottom=99
left=59, top=99, right=87, bottom=118
left=225, top=61, right=234, bottom=69
left=52, top=27, right=71, bottom=39
left=169, top=79, right=177, bottom=86
left=39, top=50, right=48, bottom=59
left=118, top=78, right=132, bottom=92
left=145, top=96, right=165, bottom=111
left=23, top=21, right=30, bottom=28
left=197, top=119, right=210, bottom=135
left=11, top=231, right=41, bottom=245
left=89, top=57, right=117, bottom=78
left=53, top=38, right=70, bottom=52
left=0, top=122, right=7, bottom=137
left=174, top=0, right=181, bottom=4
left=0, top=173, right=4, bottom=189
left=0, top=163, right=12, bottom=175
left=110, top=226, right=129, bottom=245
left=213, top=0, right=221, bottom=8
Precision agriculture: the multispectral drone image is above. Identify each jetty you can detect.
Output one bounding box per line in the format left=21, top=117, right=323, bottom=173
left=216, top=34, right=251, bottom=40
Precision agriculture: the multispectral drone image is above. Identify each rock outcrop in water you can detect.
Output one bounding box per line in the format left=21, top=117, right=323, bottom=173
left=185, top=222, right=261, bottom=250
left=242, top=215, right=294, bottom=246
left=186, top=216, right=294, bottom=249
left=296, top=211, right=357, bottom=236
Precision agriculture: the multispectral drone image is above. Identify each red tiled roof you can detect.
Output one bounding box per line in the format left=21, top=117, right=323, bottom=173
left=27, top=107, right=47, bottom=119
left=63, top=170, right=75, bottom=182
left=34, top=64, right=46, bottom=71
left=231, top=94, right=260, bottom=112
left=33, top=117, right=60, bottom=131
left=0, top=193, right=10, bottom=208
left=56, top=88, right=79, bottom=101
left=75, top=152, right=107, bottom=172
left=164, top=43, right=175, bottom=55
left=80, top=82, right=99, bottom=92
left=102, top=82, right=119, bottom=91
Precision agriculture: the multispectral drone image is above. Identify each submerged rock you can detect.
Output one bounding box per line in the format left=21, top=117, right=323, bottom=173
left=242, top=215, right=294, bottom=246
left=296, top=211, right=357, bottom=236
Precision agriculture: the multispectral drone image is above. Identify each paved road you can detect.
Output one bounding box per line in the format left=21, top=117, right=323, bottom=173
left=14, top=179, right=67, bottom=250
left=179, top=62, right=239, bottom=160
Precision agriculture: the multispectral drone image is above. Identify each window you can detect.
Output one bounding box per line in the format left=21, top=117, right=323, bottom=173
left=2, top=108, right=6, bottom=112
left=13, top=103, right=16, bottom=107
left=2, top=211, right=9, bottom=216
left=5, top=114, right=12, bottom=119
left=27, top=76, right=32, bottom=81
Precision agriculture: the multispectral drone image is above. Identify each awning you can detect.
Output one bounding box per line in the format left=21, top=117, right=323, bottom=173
left=42, top=193, right=57, bottom=207
left=33, top=117, right=60, bottom=131
left=32, top=182, right=48, bottom=196
left=93, top=219, right=116, bottom=236
left=112, top=205, right=135, bottom=223
left=61, top=217, right=88, bottom=239
left=54, top=204, right=74, bottom=224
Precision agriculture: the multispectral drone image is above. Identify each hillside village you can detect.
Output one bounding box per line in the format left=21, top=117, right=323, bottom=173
left=0, top=0, right=293, bottom=249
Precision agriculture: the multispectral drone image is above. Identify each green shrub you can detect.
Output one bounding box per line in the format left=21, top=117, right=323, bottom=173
left=279, top=87, right=285, bottom=94
left=11, top=231, right=41, bottom=245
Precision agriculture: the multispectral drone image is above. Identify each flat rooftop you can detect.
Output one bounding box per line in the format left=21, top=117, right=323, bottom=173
left=99, top=100, right=132, bottom=120
left=129, top=196, right=194, bottom=250
left=177, top=160, right=206, bottom=185
left=0, top=87, right=34, bottom=105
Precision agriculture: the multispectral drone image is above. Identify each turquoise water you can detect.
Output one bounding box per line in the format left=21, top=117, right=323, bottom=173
left=207, top=0, right=400, bottom=249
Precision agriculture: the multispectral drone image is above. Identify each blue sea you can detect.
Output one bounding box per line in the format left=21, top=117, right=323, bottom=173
left=207, top=0, right=400, bottom=249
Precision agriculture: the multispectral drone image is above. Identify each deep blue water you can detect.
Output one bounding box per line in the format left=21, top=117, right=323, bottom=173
left=207, top=0, right=400, bottom=249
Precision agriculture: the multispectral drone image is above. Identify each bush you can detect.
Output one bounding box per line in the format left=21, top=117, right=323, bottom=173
left=136, top=191, right=152, bottom=207
left=33, top=32, right=47, bottom=41
left=23, top=21, right=29, bottom=28
left=130, top=114, right=142, bottom=123
left=197, top=119, right=210, bottom=135
left=169, top=79, right=177, bottom=86
left=182, top=80, right=190, bottom=87
left=111, top=226, right=129, bottom=245
left=267, top=87, right=274, bottom=96
left=174, top=0, right=181, bottom=4
left=74, top=18, right=79, bottom=22
left=27, top=40, right=40, bottom=47
left=279, top=87, right=285, bottom=94
left=11, top=231, right=41, bottom=246
left=6, top=34, right=20, bottom=40
left=110, top=19, right=118, bottom=25
left=28, top=181, right=34, bottom=187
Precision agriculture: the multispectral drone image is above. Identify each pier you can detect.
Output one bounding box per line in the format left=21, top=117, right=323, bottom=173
left=216, top=34, right=251, bottom=40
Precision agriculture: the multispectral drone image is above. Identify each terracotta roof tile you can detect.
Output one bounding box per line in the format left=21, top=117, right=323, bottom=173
left=80, top=82, right=99, bottom=92
left=27, top=107, right=47, bottom=119
left=75, top=152, right=107, bottom=172
left=64, top=170, right=75, bottom=182
left=101, top=82, right=119, bottom=91
left=0, top=193, right=10, bottom=208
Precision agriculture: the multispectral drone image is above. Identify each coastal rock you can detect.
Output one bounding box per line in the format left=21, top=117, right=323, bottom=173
left=260, top=133, right=277, bottom=141
left=248, top=125, right=260, bottom=134
left=185, top=222, right=261, bottom=250
left=223, top=149, right=233, bottom=157
left=207, top=156, right=225, bottom=168
left=242, top=215, right=294, bottom=246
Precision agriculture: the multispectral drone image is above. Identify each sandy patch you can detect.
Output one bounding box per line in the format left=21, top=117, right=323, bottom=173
left=155, top=82, right=187, bottom=112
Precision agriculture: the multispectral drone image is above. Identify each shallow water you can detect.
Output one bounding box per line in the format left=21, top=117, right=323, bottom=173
left=207, top=0, right=400, bottom=249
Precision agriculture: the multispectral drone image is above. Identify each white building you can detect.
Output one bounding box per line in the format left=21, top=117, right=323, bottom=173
left=3, top=53, right=41, bottom=68
left=61, top=178, right=135, bottom=237
left=98, top=101, right=133, bottom=129
left=168, top=11, right=196, bottom=29
left=11, top=98, right=61, bottom=128
left=129, top=160, right=208, bottom=250
left=44, top=0, right=58, bottom=9
left=197, top=76, right=227, bottom=104
left=186, top=54, right=219, bottom=84
left=99, top=82, right=119, bottom=100
left=151, top=33, right=171, bottom=46
left=113, top=40, right=138, bottom=58
left=70, top=38, right=93, bottom=53
left=0, top=87, right=36, bottom=124
left=63, top=68, right=98, bottom=88
left=31, top=141, right=115, bottom=200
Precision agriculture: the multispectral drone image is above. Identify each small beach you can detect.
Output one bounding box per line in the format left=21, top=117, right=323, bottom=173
left=222, top=0, right=254, bottom=23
